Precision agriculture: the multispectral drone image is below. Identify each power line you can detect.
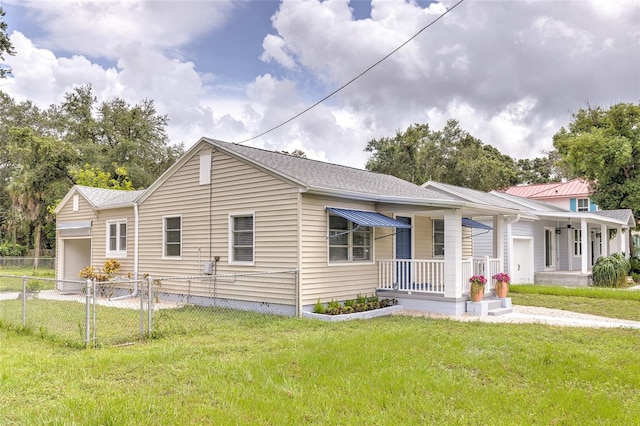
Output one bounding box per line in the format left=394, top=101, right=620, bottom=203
left=235, top=0, right=466, bottom=145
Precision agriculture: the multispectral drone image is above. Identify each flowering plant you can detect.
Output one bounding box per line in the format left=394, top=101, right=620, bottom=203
left=492, top=273, right=511, bottom=283
left=469, top=275, right=487, bottom=286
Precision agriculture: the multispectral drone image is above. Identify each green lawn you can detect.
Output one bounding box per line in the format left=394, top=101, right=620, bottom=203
left=509, top=284, right=640, bottom=321
left=1, top=284, right=640, bottom=424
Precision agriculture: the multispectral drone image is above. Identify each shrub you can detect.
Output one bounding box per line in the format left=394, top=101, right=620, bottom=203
left=592, top=254, right=628, bottom=287
left=313, top=300, right=326, bottom=314
left=628, top=256, right=640, bottom=274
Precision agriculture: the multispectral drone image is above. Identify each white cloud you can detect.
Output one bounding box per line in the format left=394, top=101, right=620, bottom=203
left=1, top=0, right=639, bottom=172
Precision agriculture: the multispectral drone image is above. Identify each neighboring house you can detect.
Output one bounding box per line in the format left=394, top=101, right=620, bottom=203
left=504, top=178, right=598, bottom=212
left=425, top=182, right=635, bottom=286
left=54, top=138, right=635, bottom=316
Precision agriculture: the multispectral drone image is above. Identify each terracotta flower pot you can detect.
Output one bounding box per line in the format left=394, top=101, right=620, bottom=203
left=495, top=280, right=509, bottom=298
left=470, top=283, right=484, bottom=302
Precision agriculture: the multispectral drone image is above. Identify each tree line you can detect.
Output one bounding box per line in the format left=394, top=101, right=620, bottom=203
left=365, top=103, right=640, bottom=225
left=0, top=86, right=184, bottom=258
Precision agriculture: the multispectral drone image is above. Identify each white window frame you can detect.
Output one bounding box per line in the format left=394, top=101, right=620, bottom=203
left=229, top=212, right=255, bottom=265
left=433, top=219, right=445, bottom=257
left=199, top=151, right=212, bottom=185
left=106, top=219, right=127, bottom=258
left=163, top=215, right=182, bottom=259
left=577, top=198, right=589, bottom=212
left=544, top=227, right=556, bottom=269
left=573, top=229, right=582, bottom=257
left=327, top=213, right=373, bottom=265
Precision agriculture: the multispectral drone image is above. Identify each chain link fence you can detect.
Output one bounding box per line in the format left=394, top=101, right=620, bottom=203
left=0, top=270, right=298, bottom=348
left=0, top=257, right=55, bottom=270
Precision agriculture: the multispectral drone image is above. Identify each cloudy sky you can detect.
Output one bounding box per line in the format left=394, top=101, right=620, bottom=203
left=1, top=0, right=639, bottom=168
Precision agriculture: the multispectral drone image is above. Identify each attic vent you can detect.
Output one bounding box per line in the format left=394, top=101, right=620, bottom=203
left=73, top=194, right=79, bottom=212
left=200, top=151, right=212, bottom=185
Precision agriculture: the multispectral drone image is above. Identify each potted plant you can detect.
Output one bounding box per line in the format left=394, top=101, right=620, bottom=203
left=492, top=272, right=511, bottom=298
left=469, top=275, right=487, bottom=302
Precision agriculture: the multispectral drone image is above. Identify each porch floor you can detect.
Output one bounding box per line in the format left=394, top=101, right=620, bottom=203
left=534, top=271, right=592, bottom=287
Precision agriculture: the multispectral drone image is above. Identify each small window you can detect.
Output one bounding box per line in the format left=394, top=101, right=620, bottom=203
left=328, top=214, right=372, bottom=263
left=573, top=229, right=582, bottom=256
left=164, top=216, right=182, bottom=258
left=577, top=198, right=589, bottom=212
left=230, top=214, right=254, bottom=263
left=433, top=219, right=444, bottom=256
left=106, top=220, right=127, bottom=256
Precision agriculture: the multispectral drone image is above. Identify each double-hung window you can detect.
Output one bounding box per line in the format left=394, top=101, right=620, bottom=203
left=573, top=229, right=582, bottom=256
left=230, top=214, right=254, bottom=264
left=577, top=198, right=589, bottom=212
left=328, top=214, right=372, bottom=263
left=433, top=219, right=445, bottom=256
left=106, top=220, right=127, bottom=256
left=164, top=216, right=182, bottom=258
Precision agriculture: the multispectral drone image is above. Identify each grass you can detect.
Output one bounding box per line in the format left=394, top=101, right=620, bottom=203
left=1, top=282, right=640, bottom=423
left=510, top=284, right=640, bottom=322
left=0, top=268, right=56, bottom=292
left=1, top=314, right=639, bottom=424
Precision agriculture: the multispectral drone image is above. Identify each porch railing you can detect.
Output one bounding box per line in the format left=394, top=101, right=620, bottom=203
left=380, top=256, right=502, bottom=297
left=378, top=259, right=445, bottom=295
left=463, top=256, right=503, bottom=294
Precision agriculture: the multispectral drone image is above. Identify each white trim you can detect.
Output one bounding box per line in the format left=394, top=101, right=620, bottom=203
left=162, top=215, right=182, bottom=260
left=393, top=214, right=414, bottom=261
left=105, top=219, right=128, bottom=258
left=199, top=150, right=212, bottom=185
left=326, top=210, right=375, bottom=266
left=432, top=217, right=445, bottom=258
left=228, top=211, right=255, bottom=266
left=510, top=236, right=534, bottom=284
left=572, top=228, right=583, bottom=258
left=543, top=226, right=556, bottom=270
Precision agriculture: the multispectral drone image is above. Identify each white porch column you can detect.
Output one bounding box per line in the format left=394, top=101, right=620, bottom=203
left=444, top=209, right=463, bottom=299
left=600, top=223, right=608, bottom=256
left=493, top=215, right=505, bottom=271
left=581, top=218, right=588, bottom=274
left=618, top=226, right=625, bottom=255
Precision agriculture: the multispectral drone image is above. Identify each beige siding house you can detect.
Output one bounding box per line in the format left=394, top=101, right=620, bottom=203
left=56, top=138, right=524, bottom=316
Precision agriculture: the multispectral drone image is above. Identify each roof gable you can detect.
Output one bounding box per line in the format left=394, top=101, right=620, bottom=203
left=138, top=138, right=465, bottom=207
left=54, top=185, right=145, bottom=214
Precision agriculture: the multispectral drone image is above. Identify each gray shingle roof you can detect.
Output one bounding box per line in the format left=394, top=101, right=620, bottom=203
left=490, top=191, right=570, bottom=213
left=76, top=185, right=145, bottom=208
left=424, top=181, right=525, bottom=210
left=206, top=139, right=458, bottom=202
left=593, top=209, right=636, bottom=226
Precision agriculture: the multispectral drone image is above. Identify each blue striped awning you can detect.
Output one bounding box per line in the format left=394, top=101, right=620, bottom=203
left=327, top=208, right=412, bottom=228
left=462, top=218, right=492, bottom=230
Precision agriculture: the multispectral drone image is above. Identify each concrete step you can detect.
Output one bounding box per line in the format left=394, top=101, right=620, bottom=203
left=486, top=299, right=503, bottom=310
left=488, top=307, right=512, bottom=316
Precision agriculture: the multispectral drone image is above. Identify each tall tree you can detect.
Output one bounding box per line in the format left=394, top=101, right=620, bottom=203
left=6, top=127, right=77, bottom=265
left=0, top=6, right=15, bottom=78
left=553, top=103, right=640, bottom=221
left=365, top=120, right=519, bottom=191
left=57, top=85, right=183, bottom=188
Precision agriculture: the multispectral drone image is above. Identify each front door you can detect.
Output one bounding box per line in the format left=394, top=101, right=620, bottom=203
left=395, top=216, right=412, bottom=288
left=511, top=237, right=533, bottom=284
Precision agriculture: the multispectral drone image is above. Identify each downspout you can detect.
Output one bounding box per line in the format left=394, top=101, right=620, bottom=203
left=110, top=201, right=139, bottom=301
left=505, top=214, right=520, bottom=277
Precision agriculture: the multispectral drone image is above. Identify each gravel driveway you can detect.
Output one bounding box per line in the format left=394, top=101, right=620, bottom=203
left=397, top=305, right=640, bottom=329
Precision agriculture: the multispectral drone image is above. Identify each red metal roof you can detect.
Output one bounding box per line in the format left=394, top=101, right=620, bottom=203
left=503, top=178, right=592, bottom=199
